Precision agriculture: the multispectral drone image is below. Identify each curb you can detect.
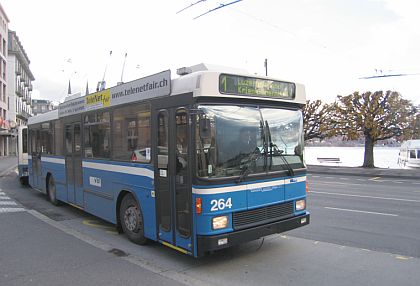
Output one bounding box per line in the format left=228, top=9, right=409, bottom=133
left=307, top=165, right=420, bottom=180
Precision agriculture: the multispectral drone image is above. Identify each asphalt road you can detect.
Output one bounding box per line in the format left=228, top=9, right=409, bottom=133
left=290, top=173, right=420, bottom=258
left=1, top=161, right=420, bottom=285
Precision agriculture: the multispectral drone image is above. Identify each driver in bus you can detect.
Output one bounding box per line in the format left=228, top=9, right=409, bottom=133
left=230, top=127, right=257, bottom=156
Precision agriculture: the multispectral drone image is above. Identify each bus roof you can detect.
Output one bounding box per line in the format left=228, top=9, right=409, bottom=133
left=28, top=109, right=58, bottom=125
left=172, top=65, right=306, bottom=104
left=29, top=64, right=306, bottom=124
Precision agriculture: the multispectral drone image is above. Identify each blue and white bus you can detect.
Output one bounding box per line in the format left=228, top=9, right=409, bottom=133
left=28, top=64, right=310, bottom=257
left=17, top=125, right=29, bottom=185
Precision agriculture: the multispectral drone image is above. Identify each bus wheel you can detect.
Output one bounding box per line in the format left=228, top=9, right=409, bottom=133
left=120, top=194, right=147, bottom=245
left=20, top=177, right=29, bottom=186
left=47, top=176, right=60, bottom=206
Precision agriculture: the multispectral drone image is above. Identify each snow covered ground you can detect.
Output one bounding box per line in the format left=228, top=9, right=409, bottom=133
left=305, top=147, right=401, bottom=169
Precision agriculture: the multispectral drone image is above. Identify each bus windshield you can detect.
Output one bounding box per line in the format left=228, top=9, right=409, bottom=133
left=196, top=105, right=304, bottom=179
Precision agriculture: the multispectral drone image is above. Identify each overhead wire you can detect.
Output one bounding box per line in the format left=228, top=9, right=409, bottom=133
left=193, top=0, right=243, bottom=20
left=176, top=0, right=208, bottom=14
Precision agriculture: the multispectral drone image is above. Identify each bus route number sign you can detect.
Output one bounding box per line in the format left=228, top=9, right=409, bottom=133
left=219, top=74, right=295, bottom=99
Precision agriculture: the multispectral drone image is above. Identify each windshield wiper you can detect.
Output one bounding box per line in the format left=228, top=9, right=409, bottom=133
left=260, top=119, right=268, bottom=169
left=236, top=147, right=264, bottom=183
left=265, top=120, right=295, bottom=176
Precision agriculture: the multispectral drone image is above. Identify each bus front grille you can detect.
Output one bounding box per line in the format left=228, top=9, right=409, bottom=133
left=232, top=201, right=294, bottom=230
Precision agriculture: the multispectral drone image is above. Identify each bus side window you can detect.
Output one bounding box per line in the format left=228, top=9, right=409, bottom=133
left=84, top=112, right=111, bottom=159
left=157, top=111, right=168, bottom=169
left=54, top=120, right=64, bottom=156
left=112, top=103, right=151, bottom=162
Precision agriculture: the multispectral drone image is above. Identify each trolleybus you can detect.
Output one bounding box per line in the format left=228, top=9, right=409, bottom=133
left=28, top=64, right=310, bottom=257
left=17, top=125, right=29, bottom=185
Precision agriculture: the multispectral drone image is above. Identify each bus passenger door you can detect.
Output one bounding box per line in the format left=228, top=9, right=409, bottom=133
left=30, top=129, right=41, bottom=188
left=65, top=123, right=83, bottom=206
left=155, top=108, right=192, bottom=254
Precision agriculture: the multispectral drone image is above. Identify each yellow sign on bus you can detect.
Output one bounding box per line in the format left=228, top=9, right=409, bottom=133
left=86, top=89, right=111, bottom=110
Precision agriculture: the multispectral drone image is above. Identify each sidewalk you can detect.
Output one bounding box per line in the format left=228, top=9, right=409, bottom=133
left=0, top=156, right=18, bottom=176
left=307, top=164, right=420, bottom=179
left=0, top=209, right=185, bottom=286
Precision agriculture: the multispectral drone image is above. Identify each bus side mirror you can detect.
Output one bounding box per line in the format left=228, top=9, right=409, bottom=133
left=199, top=118, right=211, bottom=139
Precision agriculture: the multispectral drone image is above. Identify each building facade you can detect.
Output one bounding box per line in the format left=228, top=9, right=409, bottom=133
left=5, top=30, right=34, bottom=156
left=0, top=4, right=10, bottom=156
left=7, top=30, right=34, bottom=125
left=32, top=99, right=55, bottom=115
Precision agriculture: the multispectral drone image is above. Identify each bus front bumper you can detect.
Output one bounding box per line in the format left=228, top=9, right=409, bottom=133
left=197, top=212, right=310, bottom=257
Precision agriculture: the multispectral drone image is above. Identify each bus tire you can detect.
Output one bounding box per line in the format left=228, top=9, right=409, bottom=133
left=120, top=194, right=147, bottom=245
left=47, top=175, right=60, bottom=206
left=20, top=177, right=29, bottom=186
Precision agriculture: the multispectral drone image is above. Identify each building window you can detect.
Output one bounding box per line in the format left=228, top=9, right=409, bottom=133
left=1, top=60, right=5, bottom=80
left=2, top=39, right=6, bottom=57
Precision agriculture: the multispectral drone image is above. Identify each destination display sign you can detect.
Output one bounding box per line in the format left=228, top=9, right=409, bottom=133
left=219, top=74, right=295, bottom=99
left=58, top=70, right=171, bottom=117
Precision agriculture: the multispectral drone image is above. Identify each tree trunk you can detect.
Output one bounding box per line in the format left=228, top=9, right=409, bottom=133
left=363, top=135, right=375, bottom=168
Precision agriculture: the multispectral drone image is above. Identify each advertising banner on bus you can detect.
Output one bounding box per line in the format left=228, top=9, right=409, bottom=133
left=58, top=70, right=171, bottom=117
left=110, top=70, right=171, bottom=106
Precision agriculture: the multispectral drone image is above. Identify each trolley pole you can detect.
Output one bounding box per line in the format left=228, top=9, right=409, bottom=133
left=264, top=58, right=268, bottom=76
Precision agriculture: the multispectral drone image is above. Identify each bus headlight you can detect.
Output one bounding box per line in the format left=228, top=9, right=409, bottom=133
left=212, top=216, right=228, bottom=230
left=295, top=199, right=306, bottom=211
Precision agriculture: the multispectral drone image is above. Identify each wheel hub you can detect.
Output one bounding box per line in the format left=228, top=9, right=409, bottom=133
left=124, top=206, right=138, bottom=232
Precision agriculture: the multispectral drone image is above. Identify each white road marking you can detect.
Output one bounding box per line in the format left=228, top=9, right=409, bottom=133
left=312, top=178, right=417, bottom=185
left=0, top=194, right=26, bottom=213
left=395, top=255, right=411, bottom=260
left=339, top=178, right=349, bottom=180
left=369, top=177, right=382, bottom=181
left=0, top=201, right=17, bottom=206
left=324, top=207, right=398, bottom=217
left=312, top=191, right=420, bottom=203
left=0, top=208, right=26, bottom=213
left=311, top=180, right=367, bottom=187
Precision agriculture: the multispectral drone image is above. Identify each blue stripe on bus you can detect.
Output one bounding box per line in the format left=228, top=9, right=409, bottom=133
left=30, top=156, right=157, bottom=241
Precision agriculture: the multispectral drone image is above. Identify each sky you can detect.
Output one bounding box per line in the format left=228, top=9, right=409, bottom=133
left=2, top=0, right=420, bottom=105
